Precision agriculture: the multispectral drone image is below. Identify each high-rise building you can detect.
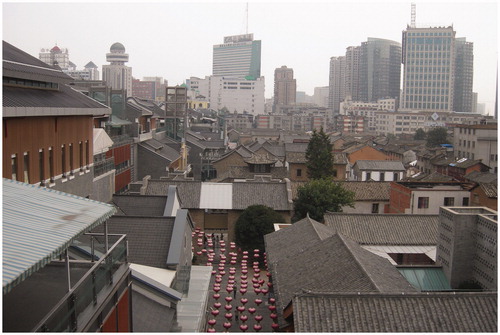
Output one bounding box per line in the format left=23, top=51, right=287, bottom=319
left=454, top=38, right=474, bottom=113
left=102, top=42, right=132, bottom=97
left=401, top=26, right=474, bottom=112
left=344, top=46, right=361, bottom=101
left=273, top=66, right=296, bottom=108
left=39, top=45, right=70, bottom=70
left=359, top=38, right=401, bottom=103
left=212, top=34, right=261, bottom=78
left=328, top=56, right=345, bottom=114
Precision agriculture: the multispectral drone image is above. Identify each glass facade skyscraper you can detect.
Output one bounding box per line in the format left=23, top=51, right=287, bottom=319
left=212, top=34, right=261, bottom=79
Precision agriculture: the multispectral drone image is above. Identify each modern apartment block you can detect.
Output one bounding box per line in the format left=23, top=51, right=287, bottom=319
left=328, top=56, right=345, bottom=113
left=102, top=42, right=132, bottom=96
left=344, top=46, right=360, bottom=101
left=401, top=25, right=474, bottom=113
left=273, top=65, right=296, bottom=109
left=212, top=33, right=261, bottom=78
left=453, top=123, right=498, bottom=173
left=436, top=207, right=497, bottom=290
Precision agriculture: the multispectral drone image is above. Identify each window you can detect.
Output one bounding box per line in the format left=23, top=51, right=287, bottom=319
left=79, top=141, right=84, bottom=171
left=11, top=154, right=18, bottom=181
left=69, top=143, right=74, bottom=175
left=49, top=147, right=54, bottom=182
left=61, top=145, right=66, bottom=177
left=394, top=172, right=399, bottom=181
left=366, top=172, right=371, bottom=180
left=380, top=172, right=385, bottom=181
left=23, top=152, right=30, bottom=183
left=418, top=197, right=429, bottom=209
left=39, top=149, right=45, bottom=185
left=372, top=203, right=379, bottom=214
left=444, top=197, right=454, bottom=206
left=85, top=141, right=90, bottom=167
left=462, top=197, right=469, bottom=206
left=296, top=169, right=302, bottom=177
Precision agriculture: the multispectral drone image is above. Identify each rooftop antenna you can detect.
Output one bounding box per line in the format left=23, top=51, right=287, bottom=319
left=245, top=2, right=249, bottom=34
left=411, top=3, right=416, bottom=28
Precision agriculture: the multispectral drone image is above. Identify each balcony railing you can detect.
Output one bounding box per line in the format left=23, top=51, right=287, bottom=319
left=93, top=157, right=115, bottom=178
left=34, top=234, right=128, bottom=332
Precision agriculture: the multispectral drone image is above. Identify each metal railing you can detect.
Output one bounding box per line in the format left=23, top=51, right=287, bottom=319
left=34, top=234, right=127, bottom=332
left=93, top=157, right=115, bottom=177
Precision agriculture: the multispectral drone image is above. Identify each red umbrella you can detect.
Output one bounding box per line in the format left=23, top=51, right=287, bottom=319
left=254, top=298, right=263, bottom=306
left=214, top=302, right=222, bottom=309
left=248, top=307, right=256, bottom=314
left=225, top=312, right=233, bottom=320
left=268, top=305, right=277, bottom=312
left=211, top=309, right=220, bottom=317
left=208, top=319, right=216, bottom=326
left=224, top=304, right=232, bottom=311
left=270, top=312, right=278, bottom=320
left=240, top=297, right=248, bottom=305
left=253, top=324, right=262, bottom=332
left=269, top=297, right=276, bottom=304
left=225, top=296, right=233, bottom=303
left=213, top=293, right=221, bottom=300
left=239, top=324, right=249, bottom=332
left=240, top=314, right=248, bottom=322
left=223, top=322, right=231, bottom=330
left=255, top=315, right=263, bottom=322
left=239, top=287, right=247, bottom=295
left=271, top=323, right=280, bottom=330
left=237, top=305, right=245, bottom=313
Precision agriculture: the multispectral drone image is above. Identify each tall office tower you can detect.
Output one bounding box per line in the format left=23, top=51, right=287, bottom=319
left=102, top=42, right=132, bottom=97
left=212, top=33, right=261, bottom=78
left=401, top=26, right=457, bottom=111
left=273, top=66, right=296, bottom=108
left=344, top=46, right=360, bottom=101
left=39, top=45, right=70, bottom=70
left=359, top=38, right=401, bottom=102
left=454, top=38, right=474, bottom=113
left=328, top=56, right=345, bottom=114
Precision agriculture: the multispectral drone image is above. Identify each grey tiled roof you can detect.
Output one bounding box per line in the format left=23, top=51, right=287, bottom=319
left=293, top=292, right=497, bottom=332
left=354, top=160, right=406, bottom=171
left=145, top=180, right=202, bottom=208
left=480, top=183, right=498, bottom=198
left=232, top=182, right=291, bottom=211
left=284, top=142, right=308, bottom=153
left=112, top=195, right=167, bottom=216
left=268, top=233, right=415, bottom=313
left=139, top=139, right=181, bottom=163
left=324, top=213, right=439, bottom=245
left=264, top=216, right=335, bottom=265
left=465, top=171, right=498, bottom=183
left=95, top=216, right=175, bottom=268
left=338, top=181, right=390, bottom=201
left=219, top=166, right=289, bottom=181
left=404, top=171, right=455, bottom=182
left=285, top=152, right=306, bottom=163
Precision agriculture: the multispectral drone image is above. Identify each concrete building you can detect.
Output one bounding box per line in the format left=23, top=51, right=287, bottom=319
left=328, top=56, right=345, bottom=113
left=132, top=78, right=157, bottom=100
left=352, top=160, right=405, bottom=181
left=313, top=86, right=329, bottom=108
left=210, top=76, right=265, bottom=115
left=39, top=45, right=70, bottom=69
left=359, top=38, right=401, bottom=103
left=436, top=206, right=497, bottom=290
left=344, top=46, right=360, bottom=101
left=453, top=123, right=497, bottom=174
left=102, top=42, right=132, bottom=96
left=401, top=25, right=473, bottom=113
left=273, top=65, right=296, bottom=110
left=212, top=33, right=261, bottom=78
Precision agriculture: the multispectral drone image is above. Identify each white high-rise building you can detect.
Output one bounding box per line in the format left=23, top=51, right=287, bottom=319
left=102, top=42, right=132, bottom=96
left=39, top=45, right=70, bottom=70
left=212, top=34, right=261, bottom=78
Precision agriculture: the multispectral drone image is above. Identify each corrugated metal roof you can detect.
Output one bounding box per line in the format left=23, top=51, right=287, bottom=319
left=199, top=183, right=232, bottom=209
left=398, top=267, right=452, bottom=291
left=2, top=179, right=116, bottom=294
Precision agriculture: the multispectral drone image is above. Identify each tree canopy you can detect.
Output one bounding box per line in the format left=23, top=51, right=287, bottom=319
left=292, top=179, right=355, bottom=222
left=414, top=128, right=426, bottom=140
left=306, top=128, right=335, bottom=179
left=426, top=127, right=450, bottom=147
left=234, top=205, right=285, bottom=253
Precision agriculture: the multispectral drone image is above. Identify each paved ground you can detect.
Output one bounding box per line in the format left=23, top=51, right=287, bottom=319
left=193, top=231, right=277, bottom=332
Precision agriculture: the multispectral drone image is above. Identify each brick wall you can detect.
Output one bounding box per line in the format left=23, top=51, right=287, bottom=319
left=388, top=182, right=412, bottom=213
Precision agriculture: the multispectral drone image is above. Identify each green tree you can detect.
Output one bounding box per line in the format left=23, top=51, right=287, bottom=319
left=414, top=128, right=426, bottom=140
left=234, top=205, right=285, bottom=253
left=426, top=127, right=449, bottom=147
left=292, top=179, right=355, bottom=222
left=306, top=128, right=334, bottom=179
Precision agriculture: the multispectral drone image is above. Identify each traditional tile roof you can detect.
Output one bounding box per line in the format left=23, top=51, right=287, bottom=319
left=464, top=171, right=498, bottom=184
left=138, top=139, right=181, bottom=163
left=354, top=160, right=405, bottom=171
left=403, top=171, right=455, bottom=182
left=285, top=151, right=306, bottom=164
left=293, top=292, right=497, bottom=332
left=264, top=216, right=335, bottom=265
left=324, top=213, right=439, bottom=245
left=232, top=182, right=292, bottom=211
left=338, top=181, right=391, bottom=201
left=268, top=233, right=416, bottom=314
left=95, top=216, right=175, bottom=268
left=480, top=183, right=498, bottom=198
left=112, top=195, right=167, bottom=216
left=145, top=180, right=202, bottom=208
left=243, top=152, right=279, bottom=164
left=284, top=142, right=308, bottom=153
left=332, top=152, right=349, bottom=165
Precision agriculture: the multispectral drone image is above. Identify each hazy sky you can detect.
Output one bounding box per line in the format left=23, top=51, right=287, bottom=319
left=2, top=0, right=498, bottom=114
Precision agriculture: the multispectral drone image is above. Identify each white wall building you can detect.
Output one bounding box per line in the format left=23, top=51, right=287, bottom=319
left=187, top=76, right=265, bottom=115
left=102, top=42, right=132, bottom=97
